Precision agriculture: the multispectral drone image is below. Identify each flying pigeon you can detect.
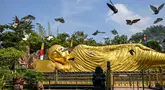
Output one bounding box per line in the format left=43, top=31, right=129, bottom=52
left=47, top=35, right=54, bottom=41
left=22, top=31, right=31, bottom=41
left=55, top=17, right=65, bottom=23
left=126, top=19, right=140, bottom=25
left=150, top=3, right=165, bottom=15
left=153, top=18, right=163, bottom=24
left=107, top=1, right=118, bottom=15
left=92, top=30, right=105, bottom=36
left=12, top=16, right=20, bottom=28
left=111, top=29, right=118, bottom=35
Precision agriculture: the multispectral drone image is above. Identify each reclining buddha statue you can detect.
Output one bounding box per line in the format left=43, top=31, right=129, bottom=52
left=36, top=44, right=165, bottom=72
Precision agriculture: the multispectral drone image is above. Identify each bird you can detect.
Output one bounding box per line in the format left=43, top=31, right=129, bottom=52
left=47, top=35, right=54, bottom=41
left=153, top=18, right=163, bottom=24
left=55, top=17, right=65, bottom=23
left=12, top=16, right=20, bottom=28
left=107, top=2, right=118, bottom=15
left=150, top=3, right=165, bottom=15
left=129, top=49, right=135, bottom=56
left=92, top=30, right=105, bottom=36
left=22, top=31, right=31, bottom=41
left=15, top=16, right=20, bottom=24
left=126, top=19, right=140, bottom=25
left=111, top=29, right=118, bottom=35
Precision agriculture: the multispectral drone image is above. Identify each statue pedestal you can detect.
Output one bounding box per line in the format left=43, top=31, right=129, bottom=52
left=35, top=60, right=55, bottom=72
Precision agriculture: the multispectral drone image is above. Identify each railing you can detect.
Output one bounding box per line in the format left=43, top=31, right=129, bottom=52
left=4, top=70, right=164, bottom=89
left=42, top=70, right=165, bottom=88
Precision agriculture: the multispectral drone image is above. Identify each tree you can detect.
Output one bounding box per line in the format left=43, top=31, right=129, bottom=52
left=0, top=15, right=35, bottom=49
left=0, top=47, right=26, bottom=87
left=84, top=37, right=99, bottom=46
left=17, top=31, right=43, bottom=54
left=56, top=33, right=70, bottom=47
left=144, top=40, right=162, bottom=52
left=21, top=15, right=35, bottom=21
left=129, top=32, right=143, bottom=43
left=47, top=22, right=52, bottom=35
left=111, top=35, right=128, bottom=44
left=104, top=37, right=111, bottom=45
left=0, top=32, right=21, bottom=48
left=130, top=25, right=165, bottom=43
left=23, top=69, right=44, bottom=89
left=36, top=23, right=46, bottom=38
left=70, top=31, right=88, bottom=47
left=0, top=47, right=26, bottom=66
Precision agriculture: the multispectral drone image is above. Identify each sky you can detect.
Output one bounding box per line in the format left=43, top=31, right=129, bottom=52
left=0, top=0, right=165, bottom=42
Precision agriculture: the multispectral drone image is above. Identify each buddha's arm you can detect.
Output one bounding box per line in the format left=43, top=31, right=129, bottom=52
left=54, top=62, right=71, bottom=71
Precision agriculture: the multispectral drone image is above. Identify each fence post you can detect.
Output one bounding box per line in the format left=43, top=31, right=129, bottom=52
left=55, top=70, right=58, bottom=84
left=159, top=66, right=163, bottom=86
left=107, top=61, right=111, bottom=90
left=159, top=66, right=163, bottom=90
left=148, top=70, right=151, bottom=88
left=141, top=69, right=145, bottom=90
left=129, top=74, right=132, bottom=88
left=49, top=73, right=50, bottom=90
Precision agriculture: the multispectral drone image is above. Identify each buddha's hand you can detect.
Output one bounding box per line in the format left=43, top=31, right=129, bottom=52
left=54, top=62, right=70, bottom=71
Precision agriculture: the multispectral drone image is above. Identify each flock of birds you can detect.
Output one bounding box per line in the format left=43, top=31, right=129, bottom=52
left=11, top=0, right=164, bottom=41
left=107, top=0, right=164, bottom=24
left=54, top=0, right=164, bottom=37
left=6, top=1, right=164, bottom=57
left=93, top=0, right=165, bottom=36
left=106, top=0, right=164, bottom=35
left=105, top=0, right=164, bottom=56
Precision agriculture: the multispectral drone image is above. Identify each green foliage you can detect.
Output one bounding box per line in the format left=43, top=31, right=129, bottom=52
left=84, top=38, right=99, bottom=46
left=129, top=32, right=143, bottom=43
left=144, top=40, right=162, bottom=52
left=111, top=35, right=128, bottom=44
left=17, top=31, right=42, bottom=53
left=71, top=31, right=88, bottom=47
left=23, top=69, right=44, bottom=85
left=0, top=67, right=13, bottom=79
left=144, top=25, right=165, bottom=40
left=0, top=15, right=35, bottom=49
left=130, top=25, right=165, bottom=43
left=104, top=38, right=111, bottom=45
left=0, top=76, right=5, bottom=89
left=21, top=14, right=35, bottom=21
left=36, top=23, right=46, bottom=37
left=56, top=33, right=70, bottom=47
left=46, top=38, right=61, bottom=47
left=0, top=32, right=21, bottom=48
left=0, top=47, right=26, bottom=66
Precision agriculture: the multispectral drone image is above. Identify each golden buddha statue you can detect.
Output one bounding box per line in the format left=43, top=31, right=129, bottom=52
left=36, top=44, right=165, bottom=72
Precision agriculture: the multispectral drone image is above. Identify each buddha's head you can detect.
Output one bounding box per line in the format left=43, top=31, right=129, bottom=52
left=48, top=44, right=70, bottom=65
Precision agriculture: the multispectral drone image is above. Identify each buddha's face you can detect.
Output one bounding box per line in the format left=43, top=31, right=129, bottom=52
left=48, top=44, right=69, bottom=64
